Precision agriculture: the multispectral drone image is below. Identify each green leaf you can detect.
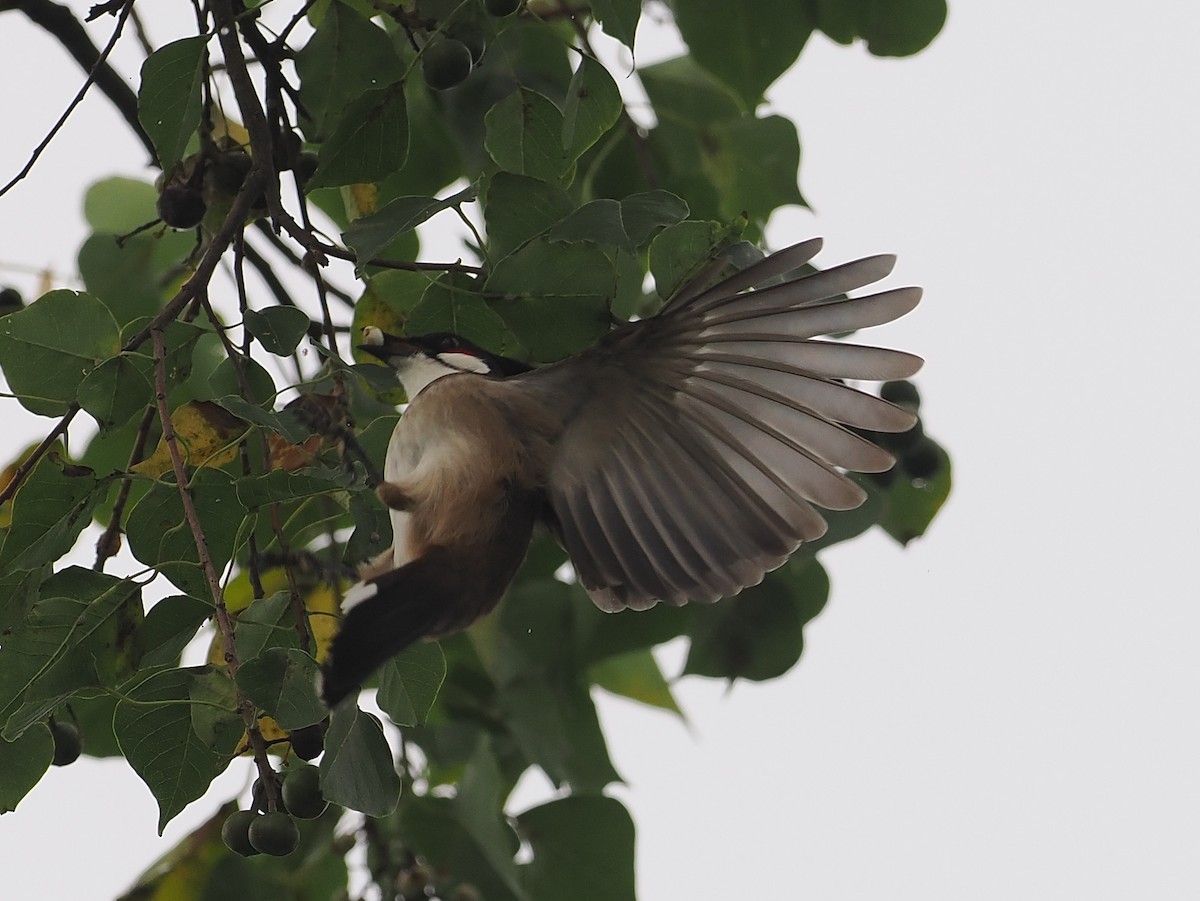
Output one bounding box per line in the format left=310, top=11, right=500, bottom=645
left=484, top=239, right=614, bottom=362
left=309, top=85, right=409, bottom=189
left=214, top=395, right=312, bottom=445
left=485, top=89, right=572, bottom=182
left=484, top=172, right=573, bottom=260
left=562, top=55, right=622, bottom=160
left=319, top=705, right=400, bottom=817
left=79, top=228, right=196, bottom=327
left=0, top=724, right=52, bottom=813
left=589, top=648, right=682, bottom=715
left=707, top=114, right=805, bottom=221
left=11, top=568, right=143, bottom=713
left=408, top=274, right=521, bottom=359
left=125, top=469, right=247, bottom=599
left=204, top=354, right=277, bottom=404
left=114, top=666, right=240, bottom=833
left=590, top=0, right=641, bottom=51
left=673, top=0, right=812, bottom=108
left=0, top=455, right=102, bottom=574
left=815, top=0, right=948, bottom=57
left=244, top=307, right=312, bottom=356
left=455, top=738, right=523, bottom=895
left=517, top=796, right=635, bottom=901
left=83, top=177, right=159, bottom=235
left=237, top=648, right=325, bottom=731
left=140, top=595, right=211, bottom=668
left=648, top=219, right=724, bottom=300
left=138, top=36, right=208, bottom=170
left=639, top=55, right=742, bottom=127
left=684, top=558, right=829, bottom=682
left=77, top=354, right=153, bottom=433
left=232, top=591, right=299, bottom=662
left=881, top=438, right=952, bottom=544
left=294, top=0, right=404, bottom=139
left=548, top=190, right=689, bottom=249
left=619, top=190, right=691, bottom=246
left=480, top=580, right=620, bottom=790
left=235, top=468, right=350, bottom=509
left=397, top=795, right=525, bottom=901
left=343, top=184, right=476, bottom=267
left=376, top=642, right=447, bottom=727
left=0, top=290, right=120, bottom=417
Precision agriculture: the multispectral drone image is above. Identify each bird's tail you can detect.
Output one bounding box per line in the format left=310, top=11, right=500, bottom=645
left=320, top=549, right=459, bottom=707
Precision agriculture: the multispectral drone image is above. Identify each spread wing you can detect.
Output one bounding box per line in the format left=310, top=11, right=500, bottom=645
left=531, top=238, right=923, bottom=612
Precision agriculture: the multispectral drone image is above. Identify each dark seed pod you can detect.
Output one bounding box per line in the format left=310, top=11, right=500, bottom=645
left=156, top=185, right=207, bottom=229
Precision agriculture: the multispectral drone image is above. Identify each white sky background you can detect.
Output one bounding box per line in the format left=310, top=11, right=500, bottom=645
left=2, top=2, right=1199, bottom=898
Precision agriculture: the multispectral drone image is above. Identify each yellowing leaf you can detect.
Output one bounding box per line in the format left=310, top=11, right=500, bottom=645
left=132, top=401, right=246, bottom=476
left=343, top=182, right=379, bottom=220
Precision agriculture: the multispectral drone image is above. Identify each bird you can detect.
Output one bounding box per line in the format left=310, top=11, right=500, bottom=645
left=320, top=237, right=922, bottom=705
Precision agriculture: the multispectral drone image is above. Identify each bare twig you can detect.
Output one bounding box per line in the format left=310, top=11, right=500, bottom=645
left=151, top=326, right=281, bottom=811
left=211, top=0, right=325, bottom=261
left=93, top=405, right=157, bottom=570
left=1, top=0, right=146, bottom=197
left=314, top=241, right=485, bottom=275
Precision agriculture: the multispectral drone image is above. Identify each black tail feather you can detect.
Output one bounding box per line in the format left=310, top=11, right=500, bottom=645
left=320, top=551, right=459, bottom=707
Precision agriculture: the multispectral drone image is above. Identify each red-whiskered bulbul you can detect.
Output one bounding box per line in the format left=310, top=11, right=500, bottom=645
left=320, top=238, right=922, bottom=705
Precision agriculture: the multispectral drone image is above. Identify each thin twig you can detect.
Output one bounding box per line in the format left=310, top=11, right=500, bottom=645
left=1, top=0, right=144, bottom=197
left=211, top=0, right=325, bottom=261
left=93, top=405, right=157, bottom=570
left=314, top=241, right=485, bottom=275
left=151, top=326, right=281, bottom=812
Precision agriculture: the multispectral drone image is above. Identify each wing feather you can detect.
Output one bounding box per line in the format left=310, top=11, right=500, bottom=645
left=533, top=239, right=922, bottom=611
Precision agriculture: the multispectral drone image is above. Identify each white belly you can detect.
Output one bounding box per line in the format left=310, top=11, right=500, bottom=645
left=385, top=417, right=420, bottom=570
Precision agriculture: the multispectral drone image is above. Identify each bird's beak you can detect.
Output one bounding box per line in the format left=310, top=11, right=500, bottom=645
left=359, top=327, right=418, bottom=362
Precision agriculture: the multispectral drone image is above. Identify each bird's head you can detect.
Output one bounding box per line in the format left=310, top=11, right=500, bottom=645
left=359, top=326, right=529, bottom=398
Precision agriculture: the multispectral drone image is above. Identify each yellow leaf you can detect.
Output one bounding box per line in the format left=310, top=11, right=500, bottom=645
left=132, top=401, right=245, bottom=477
left=343, top=182, right=378, bottom=221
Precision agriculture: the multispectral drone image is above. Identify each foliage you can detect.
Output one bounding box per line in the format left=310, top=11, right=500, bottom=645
left=0, top=1, right=949, bottom=898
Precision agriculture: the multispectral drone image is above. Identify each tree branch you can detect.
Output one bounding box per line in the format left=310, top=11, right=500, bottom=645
left=151, top=325, right=281, bottom=812
left=6, top=0, right=155, bottom=175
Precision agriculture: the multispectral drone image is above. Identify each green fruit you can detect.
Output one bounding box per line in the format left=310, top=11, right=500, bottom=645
left=156, top=185, right=207, bottom=229
left=208, top=150, right=252, bottom=195
left=50, top=721, right=82, bottom=767
left=281, top=765, right=328, bottom=819
left=0, top=287, right=24, bottom=314
left=902, top=438, right=941, bottom=480
left=422, top=38, right=473, bottom=91
left=880, top=379, right=920, bottom=411
left=484, top=0, right=522, bottom=16
left=293, top=152, right=320, bottom=189
left=248, top=810, right=300, bottom=857
left=452, top=21, right=488, bottom=64
left=221, top=810, right=261, bottom=857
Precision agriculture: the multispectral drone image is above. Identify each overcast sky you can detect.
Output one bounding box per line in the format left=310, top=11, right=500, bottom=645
left=2, top=2, right=1199, bottom=899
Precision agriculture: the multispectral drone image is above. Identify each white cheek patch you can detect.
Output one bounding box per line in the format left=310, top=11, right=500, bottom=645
left=436, top=351, right=491, bottom=374
left=341, top=579, right=379, bottom=614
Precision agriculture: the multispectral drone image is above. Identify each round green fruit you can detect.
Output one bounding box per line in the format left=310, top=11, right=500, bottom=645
left=485, top=0, right=522, bottom=16
left=422, top=38, right=473, bottom=91
left=902, top=438, right=941, bottom=480
left=248, top=810, right=300, bottom=857
left=50, top=721, right=82, bottom=767
left=452, top=21, right=488, bottom=64
left=281, top=765, right=328, bottom=819
left=880, top=379, right=921, bottom=411
left=221, top=810, right=261, bottom=857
